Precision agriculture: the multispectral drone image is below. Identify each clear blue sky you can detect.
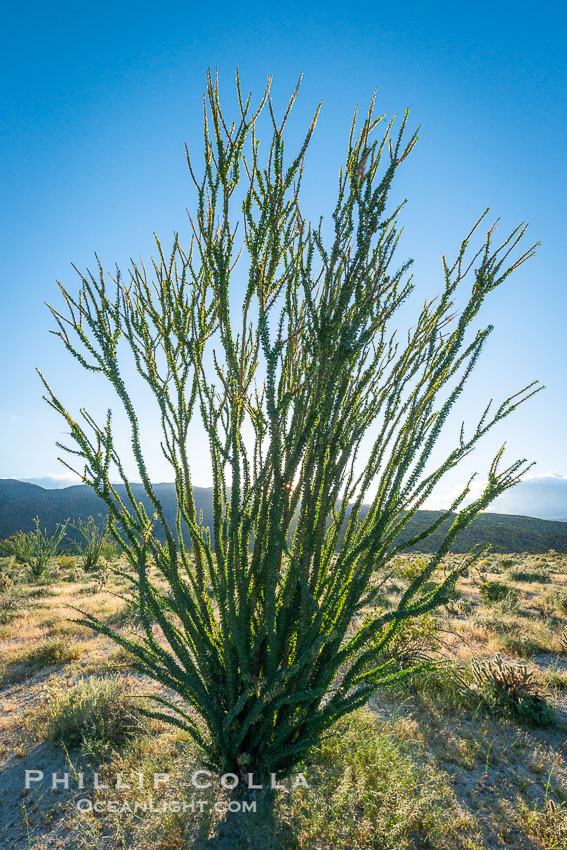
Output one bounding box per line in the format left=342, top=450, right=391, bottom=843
left=1, top=0, right=565, bottom=516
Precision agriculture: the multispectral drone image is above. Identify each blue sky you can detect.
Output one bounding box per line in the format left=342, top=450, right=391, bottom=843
left=1, top=1, right=566, bottom=517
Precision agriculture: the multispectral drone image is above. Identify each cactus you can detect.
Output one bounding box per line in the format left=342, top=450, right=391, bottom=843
left=470, top=654, right=536, bottom=702
left=456, top=653, right=554, bottom=726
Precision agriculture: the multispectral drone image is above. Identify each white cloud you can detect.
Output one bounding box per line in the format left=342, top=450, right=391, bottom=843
left=424, top=471, right=567, bottom=521
left=19, top=473, right=84, bottom=489
left=489, top=472, right=567, bottom=521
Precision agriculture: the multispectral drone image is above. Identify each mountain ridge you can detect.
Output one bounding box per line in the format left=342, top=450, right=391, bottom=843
left=1, top=479, right=566, bottom=554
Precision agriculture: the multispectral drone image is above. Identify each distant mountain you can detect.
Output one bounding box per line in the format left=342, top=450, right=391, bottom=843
left=0, top=479, right=215, bottom=545
left=1, top=479, right=566, bottom=554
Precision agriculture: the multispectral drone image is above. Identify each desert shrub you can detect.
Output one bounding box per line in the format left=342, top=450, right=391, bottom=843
left=535, top=588, right=567, bottom=617
left=1, top=637, right=85, bottom=687
left=456, top=654, right=555, bottom=727
left=292, top=709, right=476, bottom=849
left=99, top=539, right=119, bottom=562
left=0, top=517, right=68, bottom=579
left=449, top=596, right=473, bottom=617
left=381, top=613, right=442, bottom=669
left=547, top=554, right=567, bottom=573
left=24, top=585, right=51, bottom=597
left=0, top=571, right=13, bottom=593
left=507, top=565, right=550, bottom=583
left=386, top=660, right=467, bottom=715
left=57, top=554, right=77, bottom=570
left=472, top=611, right=516, bottom=635
left=394, top=556, right=431, bottom=582
left=514, top=693, right=555, bottom=726
left=44, top=676, right=146, bottom=756
left=496, top=630, right=548, bottom=657
left=480, top=580, right=518, bottom=604
left=499, top=558, right=517, bottom=568
left=23, top=637, right=85, bottom=668
left=0, top=555, right=17, bottom=591
left=0, top=590, right=27, bottom=625
left=545, top=668, right=567, bottom=690
left=493, top=593, right=525, bottom=617
left=61, top=566, right=84, bottom=582
left=517, top=799, right=567, bottom=850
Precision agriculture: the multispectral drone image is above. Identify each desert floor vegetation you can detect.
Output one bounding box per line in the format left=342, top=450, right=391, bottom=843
left=0, top=550, right=565, bottom=849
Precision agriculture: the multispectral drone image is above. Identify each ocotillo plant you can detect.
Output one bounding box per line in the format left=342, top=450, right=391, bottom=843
left=1, top=516, right=68, bottom=579
left=40, top=71, right=540, bottom=781
left=72, top=515, right=110, bottom=572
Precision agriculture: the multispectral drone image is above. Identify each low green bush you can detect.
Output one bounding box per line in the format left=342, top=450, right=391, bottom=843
left=0, top=591, right=26, bottom=625
left=493, top=594, right=525, bottom=617
left=57, top=554, right=77, bottom=570
left=499, top=558, right=517, bottom=568
left=497, top=631, right=547, bottom=658
left=24, top=637, right=84, bottom=668
left=1, top=637, right=84, bottom=687
left=480, top=580, right=519, bottom=605
left=99, top=540, right=119, bottom=562
left=292, top=709, right=475, bottom=849
left=507, top=566, right=550, bottom=583
left=44, top=676, right=146, bottom=756
left=385, top=661, right=467, bottom=715
left=517, top=799, right=567, bottom=850
left=0, top=555, right=17, bottom=591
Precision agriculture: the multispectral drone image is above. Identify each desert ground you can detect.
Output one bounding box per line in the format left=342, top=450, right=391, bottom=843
left=0, top=550, right=566, bottom=849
